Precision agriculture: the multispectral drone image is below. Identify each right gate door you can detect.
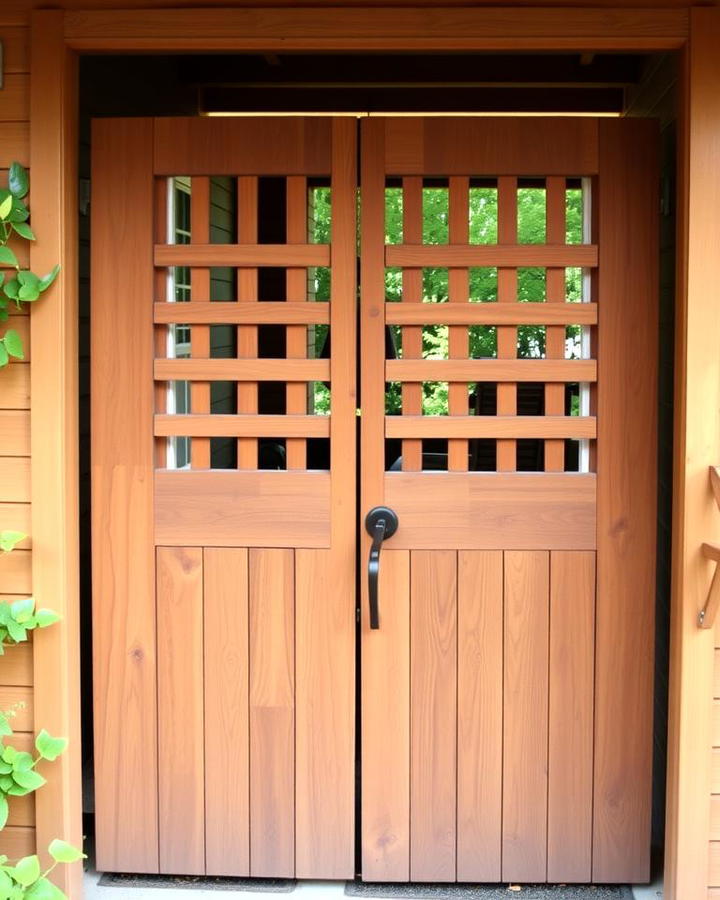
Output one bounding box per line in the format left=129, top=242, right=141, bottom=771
left=360, top=117, right=658, bottom=885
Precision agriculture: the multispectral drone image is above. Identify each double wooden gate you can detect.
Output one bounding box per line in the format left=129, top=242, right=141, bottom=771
left=91, top=115, right=657, bottom=883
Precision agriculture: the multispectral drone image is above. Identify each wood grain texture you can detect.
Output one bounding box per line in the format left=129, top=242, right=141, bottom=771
left=155, top=414, right=330, bottom=439
left=386, top=415, right=596, bottom=440
left=0, top=826, right=34, bottom=861
left=0, top=686, right=33, bottom=732
left=154, top=301, right=330, bottom=325
left=362, top=550, right=410, bottom=882
left=0, top=641, right=33, bottom=686
left=249, top=549, right=295, bottom=878
left=410, top=550, right=457, bottom=882
left=189, top=175, right=211, bottom=469
left=385, top=302, right=598, bottom=326
left=0, top=364, right=30, bottom=409
left=0, top=458, right=30, bottom=503
left=400, top=176, right=423, bottom=472
left=457, top=551, right=503, bottom=882
left=386, top=358, right=596, bottom=383
left=386, top=243, right=597, bottom=268
left=91, top=117, right=158, bottom=874
left=155, top=470, right=330, bottom=548
left=502, top=550, right=549, bottom=883
left=593, top=118, right=657, bottom=884
left=0, top=410, right=32, bottom=457
left=157, top=547, right=205, bottom=875
left=155, top=358, right=329, bottom=382
left=155, top=242, right=329, bottom=268
left=547, top=551, right=595, bottom=882
left=385, top=473, right=596, bottom=550
left=204, top=548, right=249, bottom=876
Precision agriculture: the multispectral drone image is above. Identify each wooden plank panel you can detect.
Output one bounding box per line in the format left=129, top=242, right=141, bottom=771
left=362, top=550, right=410, bottom=882
left=502, top=550, right=549, bottom=883
left=457, top=551, right=502, bottom=882
left=249, top=548, right=294, bottom=878
left=3, top=316, right=30, bottom=362
left=544, top=175, right=568, bottom=472
left=0, top=826, right=34, bottom=860
left=0, top=124, right=29, bottom=170
left=0, top=548, right=31, bottom=594
left=386, top=302, right=598, bottom=326
left=0, top=365, right=30, bottom=409
left=155, top=413, right=330, bottom=439
left=547, top=550, right=595, bottom=882
left=386, top=244, right=597, bottom=268
left=6, top=733, right=34, bottom=828
left=400, top=176, right=423, bottom=472
left=496, top=174, right=517, bottom=473
left=296, top=549, right=355, bottom=878
left=155, top=243, right=329, bottom=268
left=155, top=470, right=330, bottom=548
left=712, top=700, right=720, bottom=748
left=385, top=473, right=596, bottom=550
left=447, top=175, right=469, bottom=472
left=0, top=458, right=30, bottom=503
left=593, top=118, right=657, bottom=884
left=236, top=175, right=259, bottom=469
left=711, top=797, right=720, bottom=841
left=0, top=411, right=30, bottom=456
left=386, top=358, right=596, bottom=383
left=154, top=301, right=330, bottom=325
left=157, top=547, right=204, bottom=875
left=386, top=415, right=596, bottom=440
left=711, top=842, right=720, bottom=889
left=410, top=550, right=457, bottom=882
left=0, top=640, right=33, bottom=686
left=0, top=74, right=29, bottom=121
left=0, top=28, right=29, bottom=73
left=0, top=504, right=30, bottom=545
left=285, top=174, right=308, bottom=470
left=204, top=548, right=249, bottom=876
left=712, top=750, right=720, bottom=794
left=189, top=175, right=211, bottom=469
left=155, top=358, right=329, bottom=382
left=0, top=686, right=33, bottom=732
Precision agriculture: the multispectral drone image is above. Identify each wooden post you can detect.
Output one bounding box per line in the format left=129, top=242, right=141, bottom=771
left=665, top=7, right=720, bottom=899
left=29, top=10, right=83, bottom=896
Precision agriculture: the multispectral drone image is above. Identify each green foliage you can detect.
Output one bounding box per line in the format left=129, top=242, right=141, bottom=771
left=0, top=840, right=85, bottom=898
left=0, top=535, right=61, bottom=654
left=0, top=164, right=60, bottom=366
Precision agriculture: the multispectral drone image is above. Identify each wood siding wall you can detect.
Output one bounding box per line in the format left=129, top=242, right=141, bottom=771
left=0, top=12, right=35, bottom=860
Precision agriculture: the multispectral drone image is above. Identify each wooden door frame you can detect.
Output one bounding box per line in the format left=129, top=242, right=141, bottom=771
left=27, top=5, right=714, bottom=897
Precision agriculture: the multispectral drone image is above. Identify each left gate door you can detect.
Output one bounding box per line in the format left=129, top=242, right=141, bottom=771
left=91, top=117, right=357, bottom=878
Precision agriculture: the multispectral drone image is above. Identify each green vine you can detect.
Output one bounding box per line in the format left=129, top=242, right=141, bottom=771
left=0, top=163, right=60, bottom=367
left=0, top=839, right=85, bottom=899
left=0, top=535, right=60, bottom=654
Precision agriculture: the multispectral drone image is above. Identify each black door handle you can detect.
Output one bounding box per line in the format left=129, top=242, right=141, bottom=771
left=365, top=506, right=399, bottom=630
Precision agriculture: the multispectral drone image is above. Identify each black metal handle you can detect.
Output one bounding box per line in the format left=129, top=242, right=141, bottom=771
left=365, top=506, right=399, bottom=630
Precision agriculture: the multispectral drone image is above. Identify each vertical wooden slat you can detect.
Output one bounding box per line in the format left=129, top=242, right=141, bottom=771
left=502, top=549, right=549, bottom=882
left=154, top=178, right=169, bottom=468
left=457, top=551, right=503, bottom=882
left=547, top=550, right=595, bottom=881
left=401, top=177, right=423, bottom=471
left=545, top=176, right=566, bottom=472
left=410, top=550, right=457, bottom=882
left=593, top=118, right=657, bottom=883
left=190, top=176, right=211, bottom=469
left=296, top=118, right=357, bottom=879
left=91, top=117, right=158, bottom=874
left=204, top=548, right=250, bottom=876
left=237, top=176, right=259, bottom=468
left=157, top=546, right=205, bottom=875
left=362, top=550, right=410, bottom=881
left=249, top=548, right=295, bottom=878
left=286, top=175, right=308, bottom=469
left=448, top=177, right=469, bottom=472
left=497, top=177, right=518, bottom=472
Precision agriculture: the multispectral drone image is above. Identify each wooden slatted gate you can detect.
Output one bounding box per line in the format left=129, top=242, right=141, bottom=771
left=91, top=115, right=657, bottom=883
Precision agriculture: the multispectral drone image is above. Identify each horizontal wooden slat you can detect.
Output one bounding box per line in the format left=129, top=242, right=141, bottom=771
left=715, top=649, right=720, bottom=699
left=5, top=734, right=34, bottom=828
left=714, top=700, right=720, bottom=748
left=713, top=749, right=720, bottom=795
left=155, top=358, right=329, bottom=382
left=155, top=243, right=329, bottom=268
left=711, top=841, right=720, bottom=888
left=712, top=796, right=720, bottom=841
left=0, top=125, right=29, bottom=170
left=2, top=316, right=30, bottom=362
left=0, top=686, right=33, bottom=732
left=386, top=415, right=596, bottom=440
left=0, top=505, right=30, bottom=546
left=154, top=301, right=329, bottom=325
left=386, top=302, right=598, bottom=326
left=0, top=826, right=35, bottom=861
left=386, top=244, right=597, bottom=268
left=386, top=358, right=596, bottom=383
left=385, top=472, right=596, bottom=550
left=0, top=641, right=33, bottom=687
left=155, top=470, right=331, bottom=548
left=0, top=365, right=30, bottom=409
left=0, top=458, right=30, bottom=503
left=0, top=28, right=29, bottom=74
left=0, top=549, right=31, bottom=594
left=0, top=411, right=30, bottom=456
left=155, top=414, right=330, bottom=438
left=0, top=74, right=29, bottom=122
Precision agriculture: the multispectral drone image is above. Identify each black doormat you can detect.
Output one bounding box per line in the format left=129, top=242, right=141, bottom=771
left=345, top=885, right=633, bottom=900
left=98, top=873, right=295, bottom=891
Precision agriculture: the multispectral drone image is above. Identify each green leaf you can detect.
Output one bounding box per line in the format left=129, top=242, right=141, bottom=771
left=5, top=621, right=26, bottom=644
left=11, top=223, right=35, bottom=242
left=0, top=197, right=12, bottom=221
left=12, top=855, right=40, bottom=887
left=10, top=597, right=34, bottom=623
left=2, top=746, right=17, bottom=765
left=11, top=752, right=34, bottom=773
left=11, top=768, right=44, bottom=792
left=8, top=164, right=29, bottom=200
left=35, top=610, right=61, bottom=629
left=6, top=783, right=30, bottom=797
left=2, top=279, right=19, bottom=301
left=0, top=715, right=12, bottom=738
left=47, top=841, right=85, bottom=865
left=0, top=795, right=8, bottom=831
left=0, top=309, right=8, bottom=324
left=39, top=266, right=60, bottom=292
left=35, top=731, right=67, bottom=763
left=25, top=877, right=67, bottom=900
left=17, top=285, right=39, bottom=303
left=0, top=343, right=8, bottom=368
left=0, top=247, right=18, bottom=269
left=0, top=762, right=12, bottom=775
left=0, top=775, right=14, bottom=792
left=0, top=532, right=26, bottom=553
left=2, top=330, right=24, bottom=361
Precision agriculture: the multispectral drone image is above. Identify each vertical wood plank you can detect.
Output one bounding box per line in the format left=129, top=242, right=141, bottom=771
left=204, top=548, right=250, bottom=876
left=547, top=550, right=595, bottom=882
left=410, top=550, right=457, bottom=882
left=457, top=551, right=503, bottom=882
left=401, top=176, right=423, bottom=472
left=593, top=118, right=658, bottom=883
left=497, top=177, right=518, bottom=472
left=502, top=549, right=549, bottom=882
left=237, top=176, right=259, bottom=468
left=362, top=550, right=410, bottom=882
left=91, top=117, right=158, bottom=874
left=249, top=548, right=295, bottom=877
left=286, top=175, right=308, bottom=470
left=190, top=175, right=211, bottom=469
left=157, top=546, right=205, bottom=875
left=448, top=176, right=469, bottom=472
left=544, top=176, right=566, bottom=472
